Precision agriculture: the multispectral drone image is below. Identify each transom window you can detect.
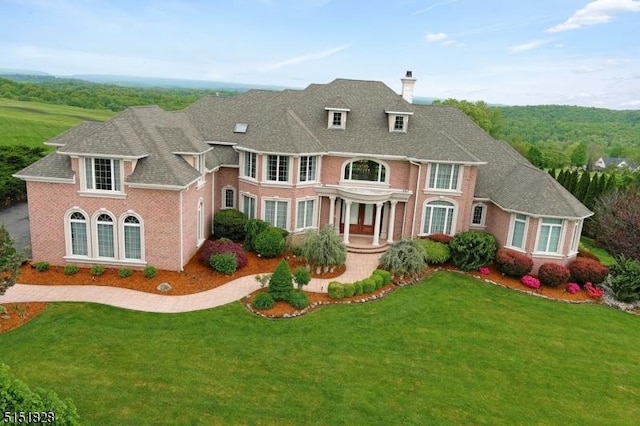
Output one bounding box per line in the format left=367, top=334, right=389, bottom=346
left=343, top=159, right=386, bottom=183
left=123, top=215, right=141, bottom=260
left=299, top=156, right=317, bottom=182
left=85, top=158, right=121, bottom=191
left=510, top=214, right=528, bottom=249
left=96, top=213, right=115, bottom=258
left=243, top=152, right=257, bottom=179
left=428, top=163, right=461, bottom=191
left=423, top=200, right=455, bottom=235
left=266, top=155, right=289, bottom=182
left=69, top=212, right=88, bottom=256
left=537, top=218, right=564, bottom=253
left=264, top=200, right=288, bottom=229
left=297, top=199, right=315, bottom=230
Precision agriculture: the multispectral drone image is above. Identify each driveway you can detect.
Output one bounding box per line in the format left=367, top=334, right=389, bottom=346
left=0, top=202, right=32, bottom=258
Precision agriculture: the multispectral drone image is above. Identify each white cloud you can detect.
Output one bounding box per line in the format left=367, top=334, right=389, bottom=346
left=425, top=32, right=447, bottom=42
left=259, top=44, right=350, bottom=72
left=509, top=39, right=551, bottom=53
left=546, top=0, right=640, bottom=33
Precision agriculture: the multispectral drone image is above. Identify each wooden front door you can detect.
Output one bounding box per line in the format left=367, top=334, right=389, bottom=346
left=340, top=203, right=374, bottom=235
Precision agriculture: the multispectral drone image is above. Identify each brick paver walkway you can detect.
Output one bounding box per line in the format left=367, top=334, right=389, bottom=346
left=0, top=253, right=381, bottom=313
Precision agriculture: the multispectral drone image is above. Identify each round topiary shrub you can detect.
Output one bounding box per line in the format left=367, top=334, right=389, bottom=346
left=254, top=228, right=286, bottom=258
left=495, top=248, right=533, bottom=277
left=327, top=281, right=344, bottom=299
left=342, top=282, right=355, bottom=298
left=538, top=263, right=570, bottom=287
left=568, top=257, right=609, bottom=285
left=372, top=269, right=392, bottom=285
left=353, top=281, right=364, bottom=295
left=143, top=265, right=158, bottom=278
left=288, top=291, right=309, bottom=309
left=244, top=219, right=270, bottom=252
left=293, top=266, right=312, bottom=290
left=252, top=292, right=275, bottom=310
left=63, top=265, right=79, bottom=276
left=371, top=274, right=383, bottom=290
left=209, top=252, right=237, bottom=275
left=213, top=209, right=247, bottom=241
left=199, top=239, right=248, bottom=269
left=417, top=239, right=451, bottom=264
left=449, top=231, right=497, bottom=271
left=362, top=278, right=376, bottom=293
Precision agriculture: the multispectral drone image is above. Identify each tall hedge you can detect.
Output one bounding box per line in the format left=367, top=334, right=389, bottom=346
left=213, top=209, right=247, bottom=241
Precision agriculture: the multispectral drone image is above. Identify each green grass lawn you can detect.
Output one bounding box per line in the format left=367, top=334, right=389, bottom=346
left=0, top=98, right=114, bottom=149
left=580, top=237, right=617, bottom=266
left=2, top=272, right=639, bottom=425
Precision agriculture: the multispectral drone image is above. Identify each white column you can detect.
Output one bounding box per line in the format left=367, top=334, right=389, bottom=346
left=387, top=200, right=398, bottom=244
left=328, top=196, right=336, bottom=226
left=372, top=202, right=383, bottom=246
left=343, top=200, right=352, bottom=244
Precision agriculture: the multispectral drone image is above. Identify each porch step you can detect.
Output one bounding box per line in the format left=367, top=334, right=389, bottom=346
left=345, top=242, right=390, bottom=254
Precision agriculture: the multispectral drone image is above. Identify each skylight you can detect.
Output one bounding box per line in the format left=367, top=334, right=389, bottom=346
left=233, top=123, right=248, bottom=133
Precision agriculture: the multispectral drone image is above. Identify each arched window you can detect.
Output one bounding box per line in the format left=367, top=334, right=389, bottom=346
left=69, top=211, right=88, bottom=256
left=123, top=215, right=142, bottom=260
left=343, top=159, right=387, bottom=183
left=423, top=200, right=455, bottom=235
left=96, top=213, right=115, bottom=258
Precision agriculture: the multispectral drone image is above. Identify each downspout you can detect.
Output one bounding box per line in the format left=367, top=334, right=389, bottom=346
left=211, top=167, right=217, bottom=235
left=408, top=160, right=422, bottom=238
left=179, top=190, right=184, bottom=271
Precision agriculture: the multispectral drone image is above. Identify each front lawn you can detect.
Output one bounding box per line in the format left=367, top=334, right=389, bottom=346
left=2, top=272, right=639, bottom=424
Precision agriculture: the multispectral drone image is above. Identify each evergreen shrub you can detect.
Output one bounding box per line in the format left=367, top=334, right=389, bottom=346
left=538, top=263, right=570, bottom=287
left=244, top=219, right=270, bottom=252
left=607, top=255, right=640, bottom=303
left=362, top=278, right=376, bottom=293
left=569, top=257, right=609, bottom=285
left=213, top=209, right=247, bottom=241
left=371, top=274, right=383, bottom=290
left=342, top=282, right=355, bottom=298
left=143, top=265, right=158, bottom=278
left=288, top=291, right=309, bottom=309
left=118, top=268, right=133, bottom=278
left=449, top=231, right=497, bottom=271
left=353, top=281, right=363, bottom=295
left=328, top=281, right=344, bottom=299
left=254, top=228, right=286, bottom=258
left=495, top=248, right=533, bottom=277
left=252, top=292, right=275, bottom=310
left=209, top=253, right=237, bottom=275
left=417, top=239, right=451, bottom=264
left=379, top=239, right=426, bottom=278
left=63, top=265, right=79, bottom=276
left=34, top=261, right=49, bottom=272
left=372, top=269, right=391, bottom=285
left=90, top=265, right=106, bottom=276
left=268, top=260, right=293, bottom=301
left=199, top=239, right=248, bottom=269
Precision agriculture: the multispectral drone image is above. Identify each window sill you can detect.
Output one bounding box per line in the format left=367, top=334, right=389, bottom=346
left=339, top=180, right=390, bottom=188
left=423, top=189, right=463, bottom=195
left=78, top=191, right=126, bottom=199
left=532, top=252, right=564, bottom=259
left=504, top=245, right=527, bottom=253
left=64, top=256, right=146, bottom=266
left=261, top=181, right=293, bottom=188
left=240, top=176, right=258, bottom=183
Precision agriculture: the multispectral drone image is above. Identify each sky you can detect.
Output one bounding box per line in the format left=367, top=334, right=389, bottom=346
left=1, top=0, right=639, bottom=109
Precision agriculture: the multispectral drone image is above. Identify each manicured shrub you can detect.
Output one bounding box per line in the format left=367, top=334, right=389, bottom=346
left=495, top=248, right=533, bottom=277
left=371, top=274, right=383, bottom=290
left=254, top=228, right=286, bottom=258
left=252, top=292, right=275, bottom=310
left=300, top=225, right=347, bottom=272
left=327, top=281, right=344, bottom=299
left=199, top=239, right=248, bottom=269
left=417, top=239, right=451, bottom=264
left=379, top=239, right=426, bottom=278
left=577, top=248, right=599, bottom=261
left=568, top=257, right=609, bottom=285
left=342, top=282, right=355, bottom=298
left=372, top=269, right=391, bottom=285
left=268, top=260, right=293, bottom=301
left=449, top=231, right=497, bottom=271
left=213, top=208, right=247, bottom=241
left=538, top=263, right=570, bottom=287
left=90, top=265, right=106, bottom=276
left=209, top=252, right=237, bottom=275
left=585, top=282, right=604, bottom=299
left=288, top=290, right=309, bottom=309
left=118, top=268, right=133, bottom=278
left=293, top=266, right=312, bottom=290
left=34, top=261, right=49, bottom=272
left=362, top=278, right=376, bottom=293
left=143, top=265, right=157, bottom=278
left=244, top=219, right=270, bottom=252
left=427, top=233, right=452, bottom=244
left=607, top=255, right=640, bottom=303
left=353, top=281, right=363, bottom=295
left=63, top=265, right=79, bottom=276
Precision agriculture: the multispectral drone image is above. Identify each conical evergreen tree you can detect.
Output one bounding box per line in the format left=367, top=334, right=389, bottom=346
left=596, top=173, right=607, bottom=196
left=548, top=168, right=557, bottom=180
left=583, top=174, right=598, bottom=210
left=268, top=259, right=293, bottom=301
left=605, top=174, right=617, bottom=193
left=575, top=171, right=591, bottom=202
left=557, top=169, right=567, bottom=187
left=566, top=170, right=580, bottom=195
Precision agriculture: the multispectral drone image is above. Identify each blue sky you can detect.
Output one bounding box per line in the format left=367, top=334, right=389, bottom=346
left=1, top=0, right=639, bottom=109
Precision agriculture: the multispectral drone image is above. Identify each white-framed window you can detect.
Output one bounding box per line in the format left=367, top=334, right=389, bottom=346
left=195, top=154, right=206, bottom=185
left=122, top=215, right=142, bottom=260
left=299, top=156, right=318, bottom=183
left=422, top=200, right=456, bottom=235
left=393, top=115, right=405, bottom=131
left=264, top=199, right=289, bottom=229
left=570, top=219, right=583, bottom=253
left=69, top=211, right=89, bottom=256
left=537, top=218, right=564, bottom=253
left=266, top=155, right=290, bottom=182
left=84, top=157, right=122, bottom=192
left=327, top=109, right=348, bottom=129
left=296, top=198, right=316, bottom=230
left=508, top=213, right=528, bottom=250
left=243, top=151, right=257, bottom=179
left=332, top=112, right=342, bottom=127
left=343, top=159, right=387, bottom=183
left=471, top=204, right=486, bottom=226
left=222, top=187, right=236, bottom=209
left=387, top=113, right=410, bottom=132
left=95, top=212, right=116, bottom=258
left=241, top=194, right=256, bottom=220
left=197, top=200, right=205, bottom=244
left=428, top=163, right=461, bottom=191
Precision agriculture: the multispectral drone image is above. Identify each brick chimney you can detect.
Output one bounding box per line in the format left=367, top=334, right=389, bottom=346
left=401, top=70, right=416, bottom=103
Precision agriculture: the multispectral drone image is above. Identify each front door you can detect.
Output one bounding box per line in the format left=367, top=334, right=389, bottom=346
left=340, top=203, right=374, bottom=235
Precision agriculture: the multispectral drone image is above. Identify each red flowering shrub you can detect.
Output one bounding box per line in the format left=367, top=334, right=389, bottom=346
left=538, top=263, right=570, bottom=287
left=569, top=257, right=609, bottom=285
left=495, top=248, right=533, bottom=277
left=585, top=282, right=604, bottom=299
left=199, top=239, right=248, bottom=270
left=427, top=233, right=452, bottom=244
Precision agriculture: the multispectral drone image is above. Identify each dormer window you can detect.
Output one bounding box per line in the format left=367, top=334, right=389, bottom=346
left=325, top=107, right=350, bottom=129
left=332, top=112, right=343, bottom=127
left=393, top=115, right=405, bottom=131
left=84, top=157, right=122, bottom=192
left=385, top=111, right=412, bottom=133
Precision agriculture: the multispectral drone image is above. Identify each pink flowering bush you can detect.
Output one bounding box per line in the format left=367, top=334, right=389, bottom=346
left=566, top=283, right=581, bottom=294
left=521, top=275, right=541, bottom=290
left=585, top=282, right=604, bottom=299
left=479, top=267, right=490, bottom=275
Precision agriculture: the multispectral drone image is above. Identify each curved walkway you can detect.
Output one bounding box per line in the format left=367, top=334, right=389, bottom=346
left=0, top=253, right=381, bottom=313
